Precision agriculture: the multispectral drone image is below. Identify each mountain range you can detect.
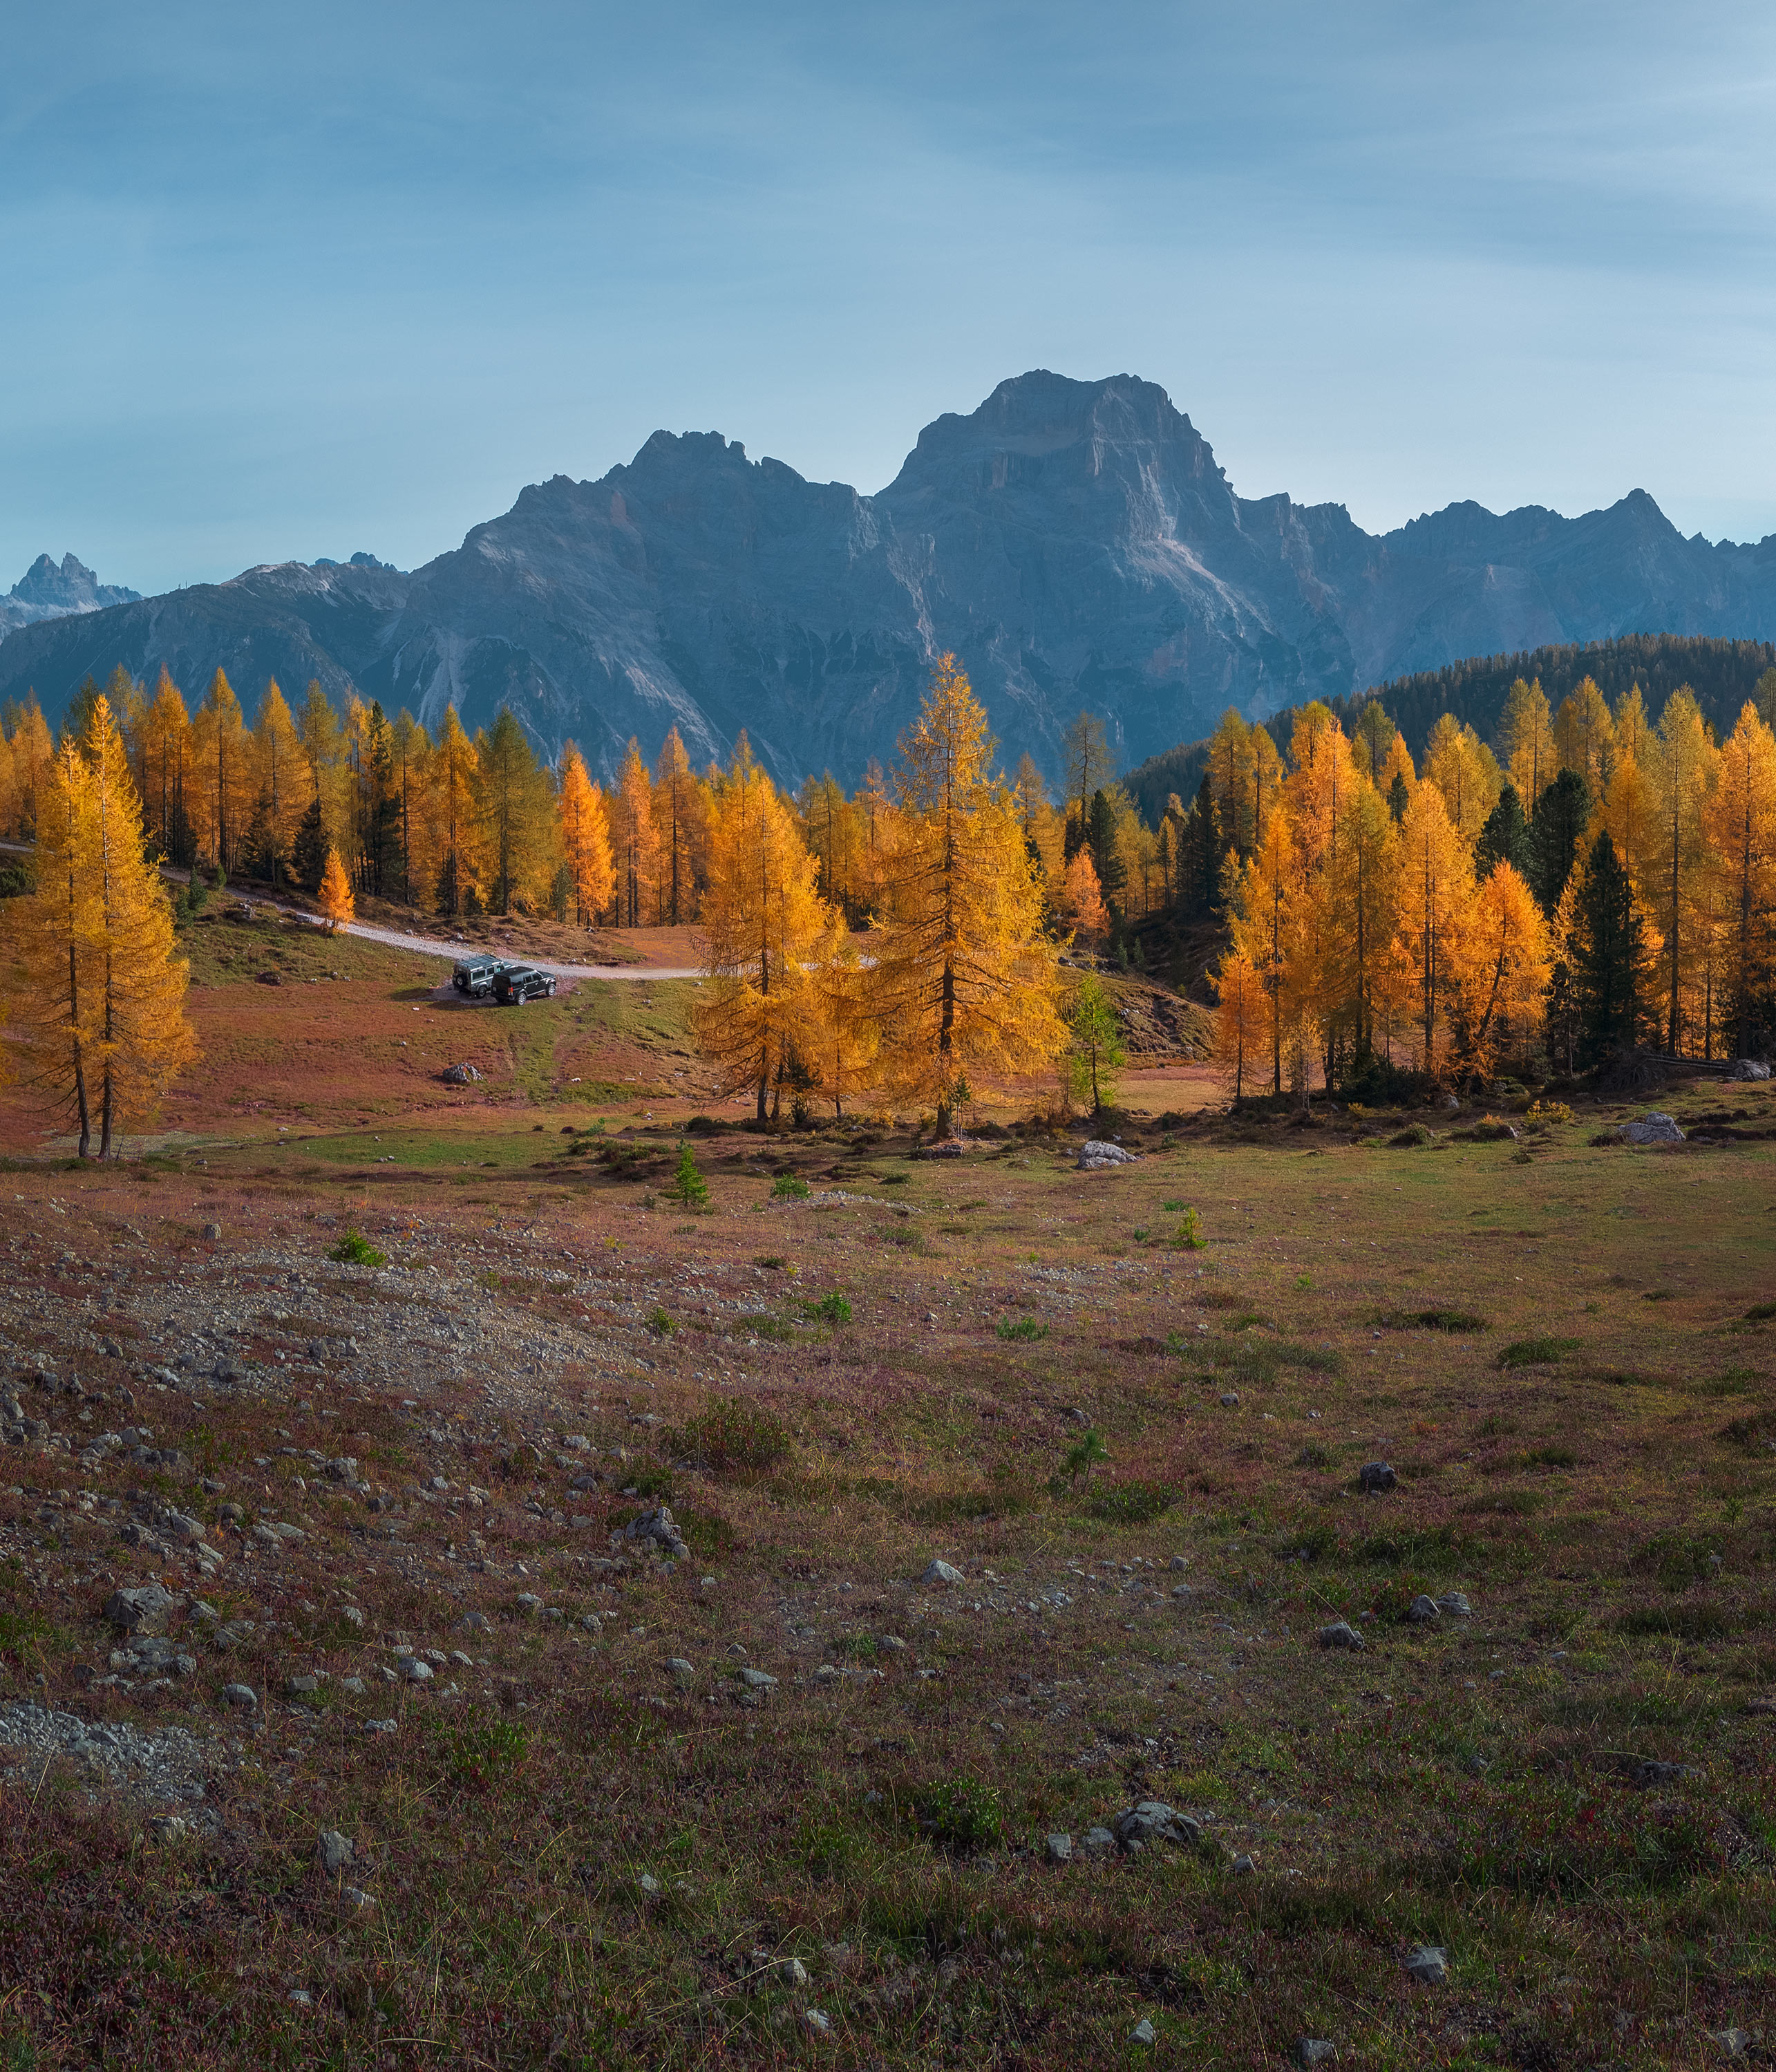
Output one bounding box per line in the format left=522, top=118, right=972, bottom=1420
left=6, top=370, right=1776, bottom=787
left=0, top=554, right=140, bottom=639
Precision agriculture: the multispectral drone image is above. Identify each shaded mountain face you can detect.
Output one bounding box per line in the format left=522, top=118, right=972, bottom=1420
left=1, top=554, right=141, bottom=637
left=5, top=373, right=1776, bottom=787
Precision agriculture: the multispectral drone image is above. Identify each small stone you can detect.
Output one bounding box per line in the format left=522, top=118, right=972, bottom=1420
left=1079, top=1825, right=1117, bottom=1858
left=400, top=1657, right=433, bottom=1682
left=514, top=1592, right=542, bottom=1614
left=663, top=1657, right=696, bottom=1686
left=1404, top=1945, right=1448, bottom=1984
left=1113, top=1801, right=1201, bottom=1847
left=1219, top=1391, right=1239, bottom=1409
left=1713, top=2028, right=1753, bottom=2059
left=1406, top=1595, right=1440, bottom=1624
left=458, top=1612, right=491, bottom=1634
left=1168, top=1555, right=1189, bottom=1571
left=104, top=1583, right=176, bottom=1634
left=813, top=1664, right=839, bottom=1684
left=1231, top=1852, right=1255, bottom=1875
left=1435, top=1590, right=1473, bottom=1617
left=1295, top=2042, right=1337, bottom=2068
left=1044, top=1832, right=1073, bottom=1863
left=221, top=1682, right=257, bottom=1709
left=1171, top=1583, right=1193, bottom=1600
left=202, top=1223, right=222, bottom=1241
left=317, top=1829, right=355, bottom=1875
left=738, top=1668, right=778, bottom=1690
left=1318, top=1620, right=1365, bottom=1650
left=636, top=1872, right=661, bottom=1894
left=450, top=1650, right=474, bottom=1669
left=149, top=1815, right=187, bottom=1845
left=341, top=1885, right=375, bottom=1911
left=365, top=1718, right=397, bottom=1735
left=1077, top=1140, right=1137, bottom=1169
left=781, top=1957, right=810, bottom=1987
left=1359, top=1460, right=1397, bottom=1494
left=803, top=2007, right=830, bottom=2035
left=341, top=1676, right=366, bottom=1695
left=922, top=1559, right=964, bottom=1587
left=288, top=1988, right=312, bottom=2008
left=1130, top=2017, right=1157, bottom=2044
left=341, top=1605, right=365, bottom=1628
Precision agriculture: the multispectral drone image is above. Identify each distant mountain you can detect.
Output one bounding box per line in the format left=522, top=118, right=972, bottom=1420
left=5, top=372, right=1776, bottom=786
left=0, top=553, right=140, bottom=639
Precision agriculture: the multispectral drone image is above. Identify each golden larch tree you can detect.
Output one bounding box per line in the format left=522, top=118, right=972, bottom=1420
left=804, top=907, right=879, bottom=1118
left=83, top=699, right=196, bottom=1154
left=318, top=847, right=355, bottom=932
left=870, top=654, right=1065, bottom=1138
left=1454, top=862, right=1550, bottom=1079
left=1055, top=847, right=1108, bottom=946
left=191, top=668, right=252, bottom=871
left=695, top=742, right=829, bottom=1122
left=612, top=738, right=662, bottom=926
left=5, top=699, right=55, bottom=838
left=431, top=706, right=480, bottom=914
left=1213, top=948, right=1265, bottom=1101
left=557, top=742, right=615, bottom=925
left=653, top=728, right=705, bottom=922
left=252, top=680, right=306, bottom=885
left=1396, top=777, right=1474, bottom=1076
left=1703, top=703, right=1776, bottom=1059
left=1556, top=677, right=1616, bottom=793
left=7, top=738, right=102, bottom=1151
left=1649, top=688, right=1717, bottom=1053
left=1498, top=677, right=1556, bottom=816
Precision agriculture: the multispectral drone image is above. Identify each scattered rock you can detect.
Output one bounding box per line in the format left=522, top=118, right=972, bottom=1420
left=317, top=1829, right=355, bottom=1875
left=221, top=1683, right=258, bottom=1709
left=441, top=1063, right=482, bottom=1085
left=1231, top=1852, right=1255, bottom=1875
left=781, top=1957, right=810, bottom=1987
left=104, top=1583, right=176, bottom=1635
left=812, top=1664, right=839, bottom=1685
left=1218, top=1391, right=1240, bottom=1409
left=1319, top=1621, right=1366, bottom=1651
left=1113, top=1801, right=1201, bottom=1847
left=922, top=1559, right=964, bottom=1587
left=663, top=1657, right=696, bottom=1686
left=1404, top=1946, right=1448, bottom=1984
left=877, top=1634, right=907, bottom=1653
left=1130, top=2017, right=1157, bottom=2045
left=202, top=1222, right=222, bottom=1241
left=1044, top=1832, right=1073, bottom=1863
left=341, top=1885, right=375, bottom=1911
left=1618, top=1113, right=1685, bottom=1145
left=1406, top=1595, right=1441, bottom=1624
left=1435, top=1591, right=1473, bottom=1617
left=1729, top=1059, right=1771, bottom=1081
left=1713, top=2028, right=1753, bottom=2059
left=149, top=1815, right=187, bottom=1845
left=803, top=2007, right=831, bottom=2035
left=738, top=1668, right=778, bottom=1691
left=1294, top=2042, right=1337, bottom=2068
left=399, top=1658, right=433, bottom=1683
left=1079, top=1825, right=1117, bottom=1858
left=1077, top=1140, right=1137, bottom=1169
left=1358, top=1460, right=1397, bottom=1494
left=623, top=1505, right=688, bottom=1559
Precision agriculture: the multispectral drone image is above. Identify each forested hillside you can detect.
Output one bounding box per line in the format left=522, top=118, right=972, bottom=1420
left=1128, top=634, right=1776, bottom=827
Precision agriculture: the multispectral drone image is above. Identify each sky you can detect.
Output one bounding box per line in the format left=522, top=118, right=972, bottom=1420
left=5, top=0, right=1776, bottom=595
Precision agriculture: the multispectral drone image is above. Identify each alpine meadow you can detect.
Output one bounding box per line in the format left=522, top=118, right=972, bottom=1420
left=0, top=614, right=1773, bottom=2071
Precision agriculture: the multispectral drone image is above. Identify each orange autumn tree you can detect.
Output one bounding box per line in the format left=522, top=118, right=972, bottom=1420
left=557, top=742, right=615, bottom=926
left=318, top=847, right=355, bottom=932
left=1705, top=702, right=1776, bottom=1058
left=1395, top=778, right=1473, bottom=1076
left=870, top=654, right=1065, bottom=1138
left=1213, top=948, right=1265, bottom=1101
left=695, top=740, right=831, bottom=1123
left=1453, top=862, right=1551, bottom=1078
left=1055, top=847, right=1108, bottom=945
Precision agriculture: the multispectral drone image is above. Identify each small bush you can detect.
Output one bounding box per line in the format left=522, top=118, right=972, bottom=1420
left=1375, top=1308, right=1489, bottom=1332
left=1171, top=1207, right=1207, bottom=1250
left=1745, top=1301, right=1776, bottom=1322
left=1086, top=1480, right=1174, bottom=1524
left=664, top=1142, right=710, bottom=1211
left=1527, top=1100, right=1574, bottom=1126
left=995, top=1316, right=1049, bottom=1342
left=918, top=1777, right=1003, bottom=1856
left=754, top=1254, right=788, bottom=1270
left=329, top=1230, right=387, bottom=1268
left=771, top=1173, right=811, bottom=1200
left=1388, top=1124, right=1435, bottom=1148
left=438, top=1718, right=529, bottom=1789
left=665, top=1398, right=792, bottom=1476
left=1495, top=1335, right=1579, bottom=1368
left=803, top=1292, right=853, bottom=1326
left=647, top=1304, right=675, bottom=1337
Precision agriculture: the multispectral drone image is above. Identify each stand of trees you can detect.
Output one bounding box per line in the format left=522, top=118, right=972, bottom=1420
left=1205, top=676, right=1776, bottom=1094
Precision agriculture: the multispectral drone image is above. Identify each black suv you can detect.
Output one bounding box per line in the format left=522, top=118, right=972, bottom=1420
left=451, top=955, right=511, bottom=997
left=493, top=964, right=557, bottom=1006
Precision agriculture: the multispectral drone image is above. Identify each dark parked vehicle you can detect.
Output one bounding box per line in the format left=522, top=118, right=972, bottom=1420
left=451, top=955, right=511, bottom=997
left=493, top=964, right=557, bottom=1006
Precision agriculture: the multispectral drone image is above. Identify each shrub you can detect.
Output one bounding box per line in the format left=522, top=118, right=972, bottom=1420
left=1171, top=1207, right=1207, bottom=1250
left=1086, top=1480, right=1174, bottom=1524
left=918, top=1778, right=1003, bottom=1856
left=665, top=1398, right=791, bottom=1476
left=995, top=1316, right=1049, bottom=1342
left=329, top=1230, right=387, bottom=1268
left=803, top=1292, right=853, bottom=1326
left=1495, top=1335, right=1579, bottom=1368
left=646, top=1305, right=674, bottom=1337
left=1388, top=1123, right=1435, bottom=1148
left=1527, top=1100, right=1574, bottom=1126
left=771, top=1172, right=811, bottom=1200
left=753, top=1254, right=788, bottom=1270
left=437, top=1718, right=529, bottom=1789
left=1061, top=1427, right=1108, bottom=1487
left=1745, top=1301, right=1776, bottom=1322
left=1375, top=1308, right=1489, bottom=1332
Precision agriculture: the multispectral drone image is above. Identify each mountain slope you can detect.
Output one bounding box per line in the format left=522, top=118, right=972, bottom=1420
left=5, top=373, right=1776, bottom=785
left=0, top=553, right=140, bottom=638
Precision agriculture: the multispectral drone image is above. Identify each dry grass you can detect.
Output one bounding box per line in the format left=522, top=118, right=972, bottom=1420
left=0, top=968, right=1771, bottom=2065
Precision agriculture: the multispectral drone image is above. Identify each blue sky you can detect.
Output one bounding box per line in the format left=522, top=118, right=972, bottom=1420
left=5, top=1, right=1775, bottom=594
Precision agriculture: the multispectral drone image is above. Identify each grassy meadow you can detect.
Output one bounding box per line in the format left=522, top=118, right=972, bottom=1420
left=0, top=927, right=1771, bottom=2066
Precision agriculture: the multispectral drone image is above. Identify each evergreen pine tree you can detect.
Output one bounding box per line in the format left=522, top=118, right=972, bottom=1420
left=1181, top=773, right=1222, bottom=918
left=665, top=1141, right=710, bottom=1210
left=1086, top=788, right=1125, bottom=909
left=1387, top=771, right=1410, bottom=825
left=1475, top=782, right=1531, bottom=880
left=1529, top=769, right=1592, bottom=912
left=292, top=794, right=326, bottom=892
left=1570, top=833, right=1654, bottom=1070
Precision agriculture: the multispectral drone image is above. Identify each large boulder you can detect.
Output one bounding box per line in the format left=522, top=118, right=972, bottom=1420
left=1618, top=1113, right=1684, bottom=1144
left=441, top=1062, right=482, bottom=1086
left=1077, top=1140, right=1137, bottom=1169
left=1113, top=1800, right=1202, bottom=1847
left=1730, top=1059, right=1772, bottom=1080
left=104, top=1583, right=177, bottom=1634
